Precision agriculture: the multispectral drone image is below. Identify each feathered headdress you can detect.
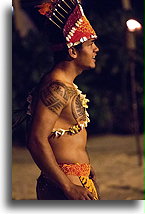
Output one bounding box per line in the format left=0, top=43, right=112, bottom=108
left=36, top=0, right=97, bottom=48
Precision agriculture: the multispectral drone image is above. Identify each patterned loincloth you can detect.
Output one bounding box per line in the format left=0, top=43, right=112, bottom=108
left=36, top=163, right=100, bottom=200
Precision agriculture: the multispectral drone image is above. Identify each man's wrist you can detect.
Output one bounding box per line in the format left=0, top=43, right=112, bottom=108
left=60, top=180, right=74, bottom=193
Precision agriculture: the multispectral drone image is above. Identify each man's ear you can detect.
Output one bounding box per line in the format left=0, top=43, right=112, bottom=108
left=68, top=47, right=78, bottom=59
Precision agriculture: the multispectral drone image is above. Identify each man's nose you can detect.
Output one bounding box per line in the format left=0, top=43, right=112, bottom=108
left=94, top=44, right=99, bottom=53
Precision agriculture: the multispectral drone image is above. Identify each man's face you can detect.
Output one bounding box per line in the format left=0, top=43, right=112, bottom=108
left=75, top=39, right=99, bottom=70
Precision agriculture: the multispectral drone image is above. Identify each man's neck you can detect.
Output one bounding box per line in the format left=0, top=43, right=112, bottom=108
left=52, top=61, right=83, bottom=84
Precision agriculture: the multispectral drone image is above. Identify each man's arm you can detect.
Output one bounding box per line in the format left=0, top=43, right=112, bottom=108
left=27, top=81, right=95, bottom=200
left=90, top=165, right=96, bottom=182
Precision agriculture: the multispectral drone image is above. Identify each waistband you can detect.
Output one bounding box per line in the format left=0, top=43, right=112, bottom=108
left=41, top=163, right=91, bottom=178
left=58, top=163, right=91, bottom=176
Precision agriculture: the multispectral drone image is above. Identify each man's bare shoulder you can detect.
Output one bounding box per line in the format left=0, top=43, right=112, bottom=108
left=38, top=79, right=70, bottom=115
left=40, top=75, right=77, bottom=99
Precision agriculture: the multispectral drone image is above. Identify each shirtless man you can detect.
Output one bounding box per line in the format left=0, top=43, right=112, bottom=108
left=27, top=0, right=100, bottom=200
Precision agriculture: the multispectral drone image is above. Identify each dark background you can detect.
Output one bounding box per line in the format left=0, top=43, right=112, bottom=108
left=12, top=0, right=144, bottom=146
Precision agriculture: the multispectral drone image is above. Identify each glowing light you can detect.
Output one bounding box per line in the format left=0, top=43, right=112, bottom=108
left=126, top=19, right=142, bottom=32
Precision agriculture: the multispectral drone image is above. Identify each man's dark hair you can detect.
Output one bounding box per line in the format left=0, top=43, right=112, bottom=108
left=53, top=43, right=83, bottom=65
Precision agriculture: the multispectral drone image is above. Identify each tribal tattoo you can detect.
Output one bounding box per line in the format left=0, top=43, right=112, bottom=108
left=71, top=95, right=87, bottom=122
left=40, top=81, right=87, bottom=121
left=67, top=86, right=78, bottom=97
left=40, top=81, right=69, bottom=116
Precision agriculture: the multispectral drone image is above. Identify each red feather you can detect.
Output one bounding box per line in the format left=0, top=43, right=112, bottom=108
left=36, top=2, right=54, bottom=15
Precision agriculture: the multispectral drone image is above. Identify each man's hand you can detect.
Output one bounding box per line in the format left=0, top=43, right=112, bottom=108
left=64, top=183, right=95, bottom=200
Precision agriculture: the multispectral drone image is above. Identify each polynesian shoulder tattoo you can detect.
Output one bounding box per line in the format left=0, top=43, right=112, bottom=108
left=71, top=95, right=87, bottom=122
left=40, top=81, right=70, bottom=116
left=40, top=80, right=87, bottom=122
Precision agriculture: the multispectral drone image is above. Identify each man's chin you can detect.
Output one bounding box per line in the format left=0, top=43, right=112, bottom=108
left=83, top=63, right=96, bottom=70
left=89, top=64, right=96, bottom=69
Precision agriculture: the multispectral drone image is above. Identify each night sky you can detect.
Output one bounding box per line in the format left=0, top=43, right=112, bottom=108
left=20, top=0, right=143, bottom=21
left=83, top=0, right=143, bottom=23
